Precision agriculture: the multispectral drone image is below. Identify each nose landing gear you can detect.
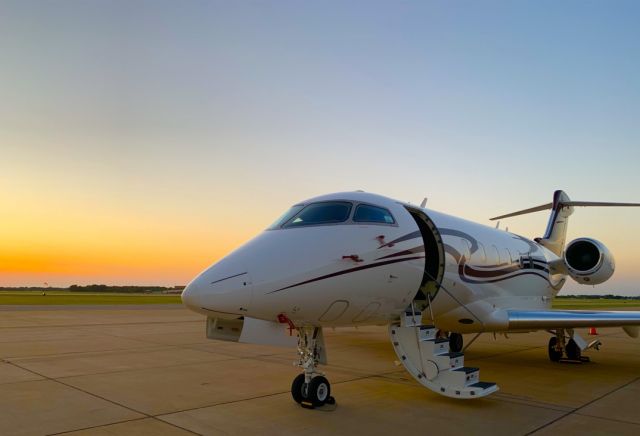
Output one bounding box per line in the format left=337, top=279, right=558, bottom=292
left=291, top=326, right=336, bottom=409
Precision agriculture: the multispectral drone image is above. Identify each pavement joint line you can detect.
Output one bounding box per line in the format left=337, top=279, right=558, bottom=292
left=4, top=360, right=202, bottom=436
left=0, top=344, right=169, bottom=361
left=156, top=371, right=396, bottom=418
left=95, top=334, right=293, bottom=360
left=573, top=411, right=640, bottom=427
left=46, top=417, right=152, bottom=436
left=484, top=394, right=573, bottom=414
left=209, top=347, right=404, bottom=378
left=51, top=354, right=258, bottom=380
left=6, top=344, right=172, bottom=362
left=465, top=344, right=549, bottom=362
left=0, top=320, right=201, bottom=330
left=367, top=373, right=575, bottom=413
left=524, top=375, right=640, bottom=435
left=10, top=346, right=377, bottom=383
left=57, top=328, right=305, bottom=365
left=487, top=392, right=573, bottom=413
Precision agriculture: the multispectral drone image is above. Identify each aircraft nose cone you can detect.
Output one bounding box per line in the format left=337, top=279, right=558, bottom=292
left=181, top=280, right=202, bottom=310
left=182, top=257, right=253, bottom=317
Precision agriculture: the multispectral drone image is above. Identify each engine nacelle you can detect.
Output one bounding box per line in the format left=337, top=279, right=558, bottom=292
left=563, top=238, right=615, bottom=285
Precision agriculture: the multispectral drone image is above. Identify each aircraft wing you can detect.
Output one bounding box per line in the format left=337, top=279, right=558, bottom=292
left=508, top=310, right=640, bottom=330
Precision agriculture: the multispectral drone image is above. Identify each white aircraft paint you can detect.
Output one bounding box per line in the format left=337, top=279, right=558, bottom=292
left=182, top=190, right=640, bottom=404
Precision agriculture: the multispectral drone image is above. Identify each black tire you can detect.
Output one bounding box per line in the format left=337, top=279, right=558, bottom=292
left=307, top=376, right=331, bottom=407
left=449, top=333, right=463, bottom=353
left=291, top=373, right=306, bottom=404
left=566, top=338, right=581, bottom=360
left=548, top=337, right=563, bottom=362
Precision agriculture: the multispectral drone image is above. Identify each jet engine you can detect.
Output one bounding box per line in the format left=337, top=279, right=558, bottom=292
left=563, top=238, right=615, bottom=285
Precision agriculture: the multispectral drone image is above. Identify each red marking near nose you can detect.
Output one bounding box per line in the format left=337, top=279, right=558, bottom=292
left=342, top=255, right=364, bottom=262
left=277, top=313, right=296, bottom=336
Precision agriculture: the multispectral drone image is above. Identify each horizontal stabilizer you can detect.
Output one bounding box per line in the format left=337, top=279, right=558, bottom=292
left=491, top=200, right=640, bottom=220
left=490, top=203, right=552, bottom=220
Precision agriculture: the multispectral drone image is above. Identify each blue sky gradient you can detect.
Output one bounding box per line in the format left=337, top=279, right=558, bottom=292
left=1, top=1, right=639, bottom=292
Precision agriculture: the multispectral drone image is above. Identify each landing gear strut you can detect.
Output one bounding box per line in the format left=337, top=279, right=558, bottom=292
left=548, top=329, right=590, bottom=362
left=291, top=326, right=335, bottom=408
left=548, top=336, right=563, bottom=362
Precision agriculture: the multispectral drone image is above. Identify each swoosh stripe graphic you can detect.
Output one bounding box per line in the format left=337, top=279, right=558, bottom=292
left=471, top=258, right=548, bottom=269
left=440, top=228, right=479, bottom=252
left=375, top=245, right=425, bottom=260
left=445, top=244, right=551, bottom=284
left=378, top=230, right=422, bottom=248
left=267, top=256, right=425, bottom=294
left=460, top=270, right=551, bottom=285
left=464, top=264, right=520, bottom=277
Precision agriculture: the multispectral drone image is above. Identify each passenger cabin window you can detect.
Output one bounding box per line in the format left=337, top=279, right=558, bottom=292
left=490, top=245, right=500, bottom=265
left=502, top=248, right=512, bottom=265
left=353, top=204, right=395, bottom=224
left=283, top=201, right=352, bottom=228
left=471, top=243, right=487, bottom=264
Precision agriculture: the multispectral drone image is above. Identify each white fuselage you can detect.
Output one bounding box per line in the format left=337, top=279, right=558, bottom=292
left=182, top=192, right=566, bottom=333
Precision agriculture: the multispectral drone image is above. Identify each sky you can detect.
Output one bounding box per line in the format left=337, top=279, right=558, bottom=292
left=1, top=1, right=640, bottom=294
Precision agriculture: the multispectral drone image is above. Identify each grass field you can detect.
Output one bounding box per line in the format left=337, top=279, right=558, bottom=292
left=0, top=291, right=181, bottom=305
left=0, top=290, right=638, bottom=308
left=552, top=298, right=640, bottom=310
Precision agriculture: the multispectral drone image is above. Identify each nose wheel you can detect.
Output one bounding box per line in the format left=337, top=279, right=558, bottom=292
left=292, top=326, right=336, bottom=409
left=291, top=374, right=335, bottom=408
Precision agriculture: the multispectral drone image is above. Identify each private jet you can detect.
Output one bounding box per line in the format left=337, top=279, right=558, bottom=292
left=181, top=190, right=640, bottom=407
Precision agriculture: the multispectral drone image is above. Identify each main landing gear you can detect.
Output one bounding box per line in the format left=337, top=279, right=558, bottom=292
left=449, top=332, right=464, bottom=353
left=547, top=328, right=600, bottom=362
left=437, top=330, right=464, bottom=353
left=291, top=326, right=335, bottom=409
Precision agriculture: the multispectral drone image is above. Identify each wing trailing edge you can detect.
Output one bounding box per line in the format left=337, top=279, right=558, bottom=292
left=508, top=310, right=640, bottom=330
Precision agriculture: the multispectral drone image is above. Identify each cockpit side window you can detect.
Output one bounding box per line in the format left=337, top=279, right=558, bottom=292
left=283, top=201, right=352, bottom=228
left=353, top=204, right=395, bottom=224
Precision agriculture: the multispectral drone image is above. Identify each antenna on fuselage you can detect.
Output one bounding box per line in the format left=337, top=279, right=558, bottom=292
left=495, top=221, right=500, bottom=229
left=420, top=197, right=428, bottom=208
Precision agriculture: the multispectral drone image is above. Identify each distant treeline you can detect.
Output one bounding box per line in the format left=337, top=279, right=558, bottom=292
left=0, top=285, right=185, bottom=293
left=556, top=294, right=640, bottom=300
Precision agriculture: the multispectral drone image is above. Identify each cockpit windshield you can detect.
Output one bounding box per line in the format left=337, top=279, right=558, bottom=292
left=284, top=202, right=352, bottom=227
left=268, top=204, right=305, bottom=229
left=268, top=201, right=355, bottom=230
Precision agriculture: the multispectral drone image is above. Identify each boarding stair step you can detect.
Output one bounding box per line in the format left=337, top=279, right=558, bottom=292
left=389, top=322, right=499, bottom=399
left=437, top=366, right=480, bottom=388
left=401, top=311, right=423, bottom=327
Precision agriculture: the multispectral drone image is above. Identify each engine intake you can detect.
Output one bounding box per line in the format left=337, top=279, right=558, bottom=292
left=563, top=238, right=615, bottom=285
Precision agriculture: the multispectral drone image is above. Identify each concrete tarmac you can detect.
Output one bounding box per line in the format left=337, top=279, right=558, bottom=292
left=1, top=305, right=640, bottom=435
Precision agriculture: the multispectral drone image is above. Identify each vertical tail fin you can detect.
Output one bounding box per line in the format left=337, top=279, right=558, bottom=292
left=535, top=190, right=574, bottom=255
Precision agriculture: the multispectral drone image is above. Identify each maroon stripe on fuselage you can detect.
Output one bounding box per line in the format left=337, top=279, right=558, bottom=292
left=377, top=230, right=422, bottom=248
left=461, top=270, right=551, bottom=285
left=376, top=245, right=425, bottom=260
left=463, top=263, right=520, bottom=278
left=266, top=256, right=425, bottom=294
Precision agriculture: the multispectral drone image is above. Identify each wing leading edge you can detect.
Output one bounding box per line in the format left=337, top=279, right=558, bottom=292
left=508, top=310, right=640, bottom=329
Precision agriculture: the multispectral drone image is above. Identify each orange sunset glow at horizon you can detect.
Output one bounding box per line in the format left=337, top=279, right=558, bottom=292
left=2, top=2, right=640, bottom=295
